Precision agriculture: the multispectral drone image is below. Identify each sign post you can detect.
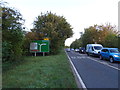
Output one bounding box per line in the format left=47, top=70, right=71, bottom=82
left=35, top=52, right=36, bottom=56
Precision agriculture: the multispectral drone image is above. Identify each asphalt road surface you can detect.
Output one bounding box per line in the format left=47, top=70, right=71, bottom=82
left=66, top=50, right=120, bottom=89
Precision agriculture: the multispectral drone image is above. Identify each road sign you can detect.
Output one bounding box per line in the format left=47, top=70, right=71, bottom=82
left=44, top=38, right=49, bottom=40
left=30, top=40, right=49, bottom=53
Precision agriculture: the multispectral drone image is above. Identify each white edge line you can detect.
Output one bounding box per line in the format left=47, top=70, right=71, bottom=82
left=65, top=50, right=87, bottom=89
left=88, top=57, right=120, bottom=71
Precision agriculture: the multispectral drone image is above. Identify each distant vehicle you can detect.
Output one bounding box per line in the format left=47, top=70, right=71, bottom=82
left=99, top=48, right=120, bottom=63
left=66, top=48, right=71, bottom=52
left=75, top=49, right=79, bottom=52
left=79, top=47, right=86, bottom=53
left=71, top=48, right=74, bottom=51
left=86, top=44, right=103, bottom=56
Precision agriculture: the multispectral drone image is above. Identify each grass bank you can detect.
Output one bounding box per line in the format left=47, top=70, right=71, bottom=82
left=2, top=50, right=77, bottom=88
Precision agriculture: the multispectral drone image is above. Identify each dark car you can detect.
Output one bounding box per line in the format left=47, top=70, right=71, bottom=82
left=99, top=48, right=120, bottom=63
left=79, top=47, right=86, bottom=53
left=66, top=48, right=71, bottom=52
left=75, top=49, right=79, bottom=52
left=118, top=49, right=120, bottom=52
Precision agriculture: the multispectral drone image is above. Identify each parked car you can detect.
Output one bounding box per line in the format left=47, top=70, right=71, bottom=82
left=66, top=48, right=71, bottom=52
left=75, top=49, right=79, bottom=52
left=118, top=49, right=120, bottom=52
left=79, top=47, right=86, bottom=53
left=86, top=44, right=103, bottom=56
left=99, top=48, right=120, bottom=63
left=71, top=48, right=74, bottom=51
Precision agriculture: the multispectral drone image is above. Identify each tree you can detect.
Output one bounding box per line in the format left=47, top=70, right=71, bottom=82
left=2, top=3, right=24, bottom=61
left=22, top=31, right=45, bottom=55
left=70, top=39, right=82, bottom=49
left=32, top=12, right=73, bottom=54
left=80, top=23, right=118, bottom=48
left=81, top=25, right=99, bottom=47
left=103, top=33, right=118, bottom=48
left=118, top=35, right=120, bottom=49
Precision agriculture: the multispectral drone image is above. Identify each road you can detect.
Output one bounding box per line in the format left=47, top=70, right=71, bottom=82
left=66, top=50, right=120, bottom=88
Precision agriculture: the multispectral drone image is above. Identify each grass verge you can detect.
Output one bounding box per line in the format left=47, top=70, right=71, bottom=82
left=2, top=49, right=77, bottom=88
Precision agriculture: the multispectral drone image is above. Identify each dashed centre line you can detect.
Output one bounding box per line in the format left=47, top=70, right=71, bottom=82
left=69, top=53, right=120, bottom=71
left=71, top=56, right=86, bottom=59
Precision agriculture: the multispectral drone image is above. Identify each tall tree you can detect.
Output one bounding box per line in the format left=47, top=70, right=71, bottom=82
left=2, top=3, right=24, bottom=61
left=70, top=39, right=82, bottom=49
left=81, top=25, right=98, bottom=47
left=32, top=12, right=73, bottom=54
left=81, top=23, right=118, bottom=48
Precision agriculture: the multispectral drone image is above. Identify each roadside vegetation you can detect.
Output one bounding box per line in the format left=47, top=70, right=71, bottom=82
left=1, top=1, right=73, bottom=62
left=2, top=50, right=77, bottom=88
left=1, top=1, right=75, bottom=88
left=2, top=2, right=25, bottom=62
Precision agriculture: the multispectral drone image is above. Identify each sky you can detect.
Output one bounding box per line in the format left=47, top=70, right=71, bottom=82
left=5, top=0, right=119, bottom=46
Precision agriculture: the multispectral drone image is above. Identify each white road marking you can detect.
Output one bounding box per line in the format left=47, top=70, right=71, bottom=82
left=71, top=56, right=86, bottom=59
left=88, top=57, right=120, bottom=71
left=73, top=52, right=120, bottom=71
left=65, top=51, right=87, bottom=89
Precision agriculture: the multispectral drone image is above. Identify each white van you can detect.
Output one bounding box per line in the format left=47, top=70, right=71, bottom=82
left=86, top=44, right=103, bottom=56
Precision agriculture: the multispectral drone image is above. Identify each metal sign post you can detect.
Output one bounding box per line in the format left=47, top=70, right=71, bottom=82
left=43, top=52, right=45, bottom=56
left=35, top=52, right=36, bottom=56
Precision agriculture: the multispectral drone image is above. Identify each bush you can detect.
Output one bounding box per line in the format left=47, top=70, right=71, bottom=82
left=2, top=41, right=12, bottom=62
left=2, top=4, right=24, bottom=62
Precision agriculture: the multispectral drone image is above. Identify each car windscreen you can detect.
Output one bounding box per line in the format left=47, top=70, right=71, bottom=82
left=110, top=49, right=119, bottom=53
left=94, top=46, right=102, bottom=50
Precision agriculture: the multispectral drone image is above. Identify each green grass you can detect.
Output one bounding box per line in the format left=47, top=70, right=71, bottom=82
left=2, top=50, right=77, bottom=88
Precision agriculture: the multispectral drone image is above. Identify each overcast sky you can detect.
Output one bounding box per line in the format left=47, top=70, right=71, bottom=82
left=5, top=0, right=119, bottom=46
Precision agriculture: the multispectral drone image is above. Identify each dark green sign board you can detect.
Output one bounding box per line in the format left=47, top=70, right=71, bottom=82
left=30, top=40, right=49, bottom=52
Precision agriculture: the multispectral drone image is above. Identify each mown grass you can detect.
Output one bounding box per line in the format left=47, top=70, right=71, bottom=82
left=2, top=50, right=77, bottom=88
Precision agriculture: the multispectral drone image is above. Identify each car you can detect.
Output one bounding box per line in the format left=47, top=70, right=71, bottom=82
left=71, top=48, right=74, bottom=51
left=75, top=49, right=79, bottom=52
left=66, top=48, right=71, bottom=52
left=99, top=48, right=120, bottom=63
left=118, top=49, right=120, bottom=52
left=86, top=44, right=103, bottom=56
left=79, top=47, right=86, bottom=53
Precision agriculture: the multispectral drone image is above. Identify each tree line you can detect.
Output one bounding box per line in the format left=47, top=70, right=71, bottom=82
left=70, top=24, right=120, bottom=49
left=1, top=2, right=73, bottom=62
left=2, top=1, right=120, bottom=62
